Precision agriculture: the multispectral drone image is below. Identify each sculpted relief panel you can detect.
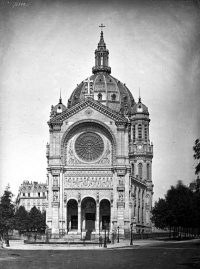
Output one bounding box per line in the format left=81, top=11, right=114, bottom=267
left=64, top=176, right=113, bottom=189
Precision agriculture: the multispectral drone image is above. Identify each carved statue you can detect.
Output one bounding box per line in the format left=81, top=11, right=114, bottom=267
left=119, top=192, right=124, bottom=201
left=78, top=192, right=81, bottom=203
left=53, top=192, right=58, bottom=202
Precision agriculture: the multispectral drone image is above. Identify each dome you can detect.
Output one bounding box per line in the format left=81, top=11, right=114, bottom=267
left=131, top=97, right=149, bottom=115
left=67, top=30, right=135, bottom=114
left=68, top=73, right=135, bottom=113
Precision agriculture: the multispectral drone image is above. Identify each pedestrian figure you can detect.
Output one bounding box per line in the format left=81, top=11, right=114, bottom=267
left=99, top=235, right=103, bottom=247
left=34, top=234, right=37, bottom=241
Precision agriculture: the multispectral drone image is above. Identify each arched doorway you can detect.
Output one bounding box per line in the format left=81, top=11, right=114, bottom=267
left=100, top=199, right=110, bottom=230
left=67, top=199, right=78, bottom=232
left=81, top=197, right=96, bottom=232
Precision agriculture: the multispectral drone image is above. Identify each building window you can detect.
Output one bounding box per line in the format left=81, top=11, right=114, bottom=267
left=133, top=125, right=136, bottom=141
left=111, top=93, right=116, bottom=101
left=147, top=163, right=150, bottom=180
left=138, top=163, right=143, bottom=179
left=145, top=125, right=148, bottom=140
left=138, top=124, right=142, bottom=139
left=132, top=163, right=134, bottom=176
left=38, top=192, right=40, bottom=197
left=98, top=93, right=102, bottom=101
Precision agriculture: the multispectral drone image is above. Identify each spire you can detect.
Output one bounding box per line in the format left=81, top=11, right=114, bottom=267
left=138, top=87, right=141, bottom=103
left=92, top=24, right=111, bottom=74
left=59, top=88, right=62, bottom=104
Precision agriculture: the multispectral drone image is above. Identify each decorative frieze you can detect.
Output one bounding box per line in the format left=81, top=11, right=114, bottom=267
left=64, top=176, right=113, bottom=189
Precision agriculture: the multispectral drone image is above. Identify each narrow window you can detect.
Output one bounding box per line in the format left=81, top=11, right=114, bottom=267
left=133, top=125, right=136, bottom=141
left=145, top=125, right=148, bottom=140
left=138, top=124, right=142, bottom=139
left=138, top=163, right=142, bottom=179
left=147, top=163, right=150, bottom=180
left=132, top=163, right=134, bottom=176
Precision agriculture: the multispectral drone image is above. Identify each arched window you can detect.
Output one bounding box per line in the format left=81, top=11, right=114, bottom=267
left=147, top=163, right=150, bottom=180
left=111, top=93, right=116, bottom=101
left=98, top=93, right=102, bottom=101
left=138, top=163, right=142, bottom=179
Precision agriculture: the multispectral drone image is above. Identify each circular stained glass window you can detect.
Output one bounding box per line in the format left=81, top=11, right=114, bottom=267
left=75, top=132, right=104, bottom=162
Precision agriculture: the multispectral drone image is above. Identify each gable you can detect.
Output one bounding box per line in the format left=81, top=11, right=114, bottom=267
left=49, top=97, right=127, bottom=124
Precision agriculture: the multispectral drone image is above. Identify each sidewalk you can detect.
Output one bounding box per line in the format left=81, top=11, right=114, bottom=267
left=2, top=239, right=164, bottom=250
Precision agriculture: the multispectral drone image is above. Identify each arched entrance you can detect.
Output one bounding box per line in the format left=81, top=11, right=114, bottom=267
left=81, top=197, right=96, bottom=232
left=67, top=199, right=78, bottom=232
left=100, top=199, right=110, bottom=230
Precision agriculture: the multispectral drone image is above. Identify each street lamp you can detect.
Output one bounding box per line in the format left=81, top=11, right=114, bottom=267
left=130, top=222, right=133, bottom=245
left=117, top=226, right=120, bottom=243
left=104, top=223, right=107, bottom=248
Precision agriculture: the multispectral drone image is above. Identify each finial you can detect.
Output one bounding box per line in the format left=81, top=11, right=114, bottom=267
left=59, top=88, right=62, bottom=104
left=139, top=87, right=141, bottom=103
left=99, top=23, right=105, bottom=32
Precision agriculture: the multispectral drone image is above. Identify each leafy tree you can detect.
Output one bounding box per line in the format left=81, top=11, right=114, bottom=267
left=0, top=187, right=15, bottom=238
left=15, top=206, right=30, bottom=234
left=151, top=198, right=169, bottom=229
left=29, top=206, right=46, bottom=232
left=193, top=139, right=200, bottom=175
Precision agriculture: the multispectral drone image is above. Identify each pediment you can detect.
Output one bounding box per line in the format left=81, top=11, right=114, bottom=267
left=49, top=97, right=127, bottom=125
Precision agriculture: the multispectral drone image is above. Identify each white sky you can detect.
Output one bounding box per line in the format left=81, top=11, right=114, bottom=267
left=0, top=0, right=200, bottom=203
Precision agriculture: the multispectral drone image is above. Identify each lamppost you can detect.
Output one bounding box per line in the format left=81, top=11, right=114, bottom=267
left=130, top=222, right=133, bottom=245
left=117, top=226, right=120, bottom=243
left=104, top=223, right=107, bottom=248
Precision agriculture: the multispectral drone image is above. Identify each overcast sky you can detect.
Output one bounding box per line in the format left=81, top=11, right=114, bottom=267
left=0, top=0, right=200, bottom=203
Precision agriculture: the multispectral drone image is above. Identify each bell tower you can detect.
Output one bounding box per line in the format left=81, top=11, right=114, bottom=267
left=129, top=95, right=153, bottom=228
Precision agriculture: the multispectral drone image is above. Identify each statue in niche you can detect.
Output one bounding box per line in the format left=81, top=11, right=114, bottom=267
left=119, top=177, right=123, bottom=185
left=119, top=191, right=124, bottom=202
left=64, top=192, right=67, bottom=202
left=53, top=176, right=58, bottom=186
left=78, top=192, right=81, bottom=203
left=96, top=192, right=99, bottom=203
left=110, top=192, right=113, bottom=204
left=68, top=142, right=75, bottom=164
left=53, top=192, right=58, bottom=202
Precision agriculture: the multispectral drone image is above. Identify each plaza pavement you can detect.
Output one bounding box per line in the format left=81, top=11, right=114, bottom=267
left=1, top=238, right=189, bottom=250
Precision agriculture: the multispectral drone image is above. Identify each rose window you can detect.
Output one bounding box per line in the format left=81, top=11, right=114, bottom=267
left=75, top=132, right=104, bottom=162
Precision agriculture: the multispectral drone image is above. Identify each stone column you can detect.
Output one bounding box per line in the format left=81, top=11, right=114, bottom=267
left=78, top=204, right=81, bottom=233
left=96, top=203, right=99, bottom=233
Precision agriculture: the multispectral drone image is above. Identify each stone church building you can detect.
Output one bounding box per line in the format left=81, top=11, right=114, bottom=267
left=46, top=29, right=154, bottom=237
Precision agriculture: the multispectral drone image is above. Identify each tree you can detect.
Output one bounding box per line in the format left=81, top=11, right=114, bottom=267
left=0, top=187, right=15, bottom=239
left=193, top=139, right=200, bottom=175
left=151, top=181, right=198, bottom=237
left=15, top=206, right=30, bottom=234
left=29, top=206, right=46, bottom=232
left=151, top=198, right=169, bottom=229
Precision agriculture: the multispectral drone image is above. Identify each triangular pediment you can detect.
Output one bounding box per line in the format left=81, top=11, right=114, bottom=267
left=49, top=97, right=127, bottom=124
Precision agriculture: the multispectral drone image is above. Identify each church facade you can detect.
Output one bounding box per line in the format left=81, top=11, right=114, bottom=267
left=46, top=29, right=154, bottom=237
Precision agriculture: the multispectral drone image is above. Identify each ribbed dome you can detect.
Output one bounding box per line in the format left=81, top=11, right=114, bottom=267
left=68, top=73, right=135, bottom=113
left=67, top=30, right=135, bottom=114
